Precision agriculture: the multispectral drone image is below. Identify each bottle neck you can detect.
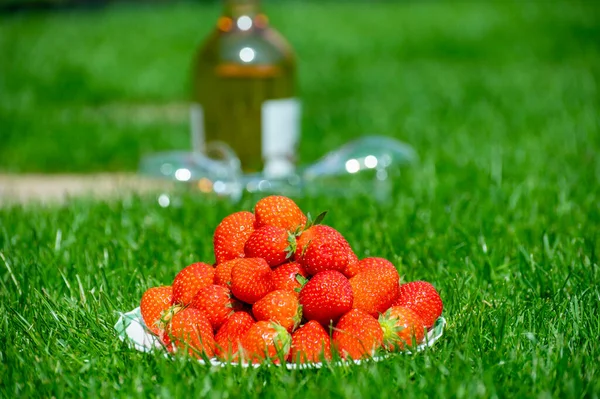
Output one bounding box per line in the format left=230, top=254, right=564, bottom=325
left=223, top=0, right=261, bottom=18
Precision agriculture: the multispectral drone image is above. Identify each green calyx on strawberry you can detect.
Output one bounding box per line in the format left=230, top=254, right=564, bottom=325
left=378, top=306, right=426, bottom=351
left=241, top=320, right=292, bottom=364
left=140, top=286, right=173, bottom=336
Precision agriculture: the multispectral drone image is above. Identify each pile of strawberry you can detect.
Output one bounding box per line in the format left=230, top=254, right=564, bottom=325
left=139, top=195, right=443, bottom=364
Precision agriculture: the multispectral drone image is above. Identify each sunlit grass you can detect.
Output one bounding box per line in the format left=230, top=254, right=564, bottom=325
left=1, top=0, right=599, bottom=397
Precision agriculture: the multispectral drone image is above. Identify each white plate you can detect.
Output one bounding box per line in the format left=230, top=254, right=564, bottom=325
left=114, top=307, right=446, bottom=369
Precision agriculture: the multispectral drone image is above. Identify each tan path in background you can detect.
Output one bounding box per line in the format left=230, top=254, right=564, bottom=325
left=0, top=174, right=174, bottom=205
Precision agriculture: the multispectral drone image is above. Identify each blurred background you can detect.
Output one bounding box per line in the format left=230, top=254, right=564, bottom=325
left=0, top=0, right=598, bottom=185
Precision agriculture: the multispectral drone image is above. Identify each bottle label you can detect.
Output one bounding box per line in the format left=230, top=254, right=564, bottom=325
left=189, top=103, right=205, bottom=153
left=189, top=97, right=300, bottom=177
left=261, top=98, right=301, bottom=178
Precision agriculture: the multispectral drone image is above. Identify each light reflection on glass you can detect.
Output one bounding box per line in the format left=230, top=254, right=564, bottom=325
left=174, top=168, right=192, bottom=181
left=217, top=16, right=233, bottom=32
left=258, top=179, right=271, bottom=191
left=380, top=154, right=392, bottom=167
left=158, top=193, right=170, bottom=207
left=237, top=15, right=252, bottom=31
left=239, top=47, right=255, bottom=63
left=213, top=181, right=226, bottom=193
left=198, top=177, right=213, bottom=193
left=345, top=159, right=360, bottom=174
left=364, top=155, right=378, bottom=169
left=246, top=180, right=258, bottom=192
left=160, top=163, right=173, bottom=176
left=139, top=136, right=417, bottom=202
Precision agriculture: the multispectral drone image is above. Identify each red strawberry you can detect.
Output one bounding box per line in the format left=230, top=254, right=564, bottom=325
left=333, top=309, right=383, bottom=360
left=214, top=211, right=255, bottom=264
left=215, top=311, right=255, bottom=362
left=270, top=261, right=308, bottom=296
left=343, top=256, right=392, bottom=279
left=252, top=289, right=302, bottom=332
left=392, top=281, right=443, bottom=329
left=172, top=262, right=215, bottom=306
left=190, top=284, right=240, bottom=331
left=244, top=225, right=296, bottom=267
left=163, top=307, right=215, bottom=358
left=230, top=258, right=273, bottom=304
left=349, top=259, right=400, bottom=317
left=379, top=306, right=425, bottom=351
left=241, top=321, right=292, bottom=364
left=140, top=286, right=173, bottom=336
left=214, top=259, right=239, bottom=287
left=295, top=225, right=357, bottom=276
left=288, top=320, right=332, bottom=364
left=299, top=270, right=353, bottom=327
left=254, top=195, right=307, bottom=232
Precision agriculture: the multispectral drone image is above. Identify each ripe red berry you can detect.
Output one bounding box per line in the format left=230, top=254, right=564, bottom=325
left=252, top=289, right=302, bottom=332
left=140, top=286, right=173, bottom=336
left=163, top=307, right=215, bottom=359
left=254, top=195, right=307, bottom=232
left=392, top=281, right=443, bottom=329
left=190, top=284, right=240, bottom=331
left=299, top=270, right=353, bottom=327
left=172, top=262, right=215, bottom=306
left=343, top=256, right=392, bottom=279
left=288, top=320, right=332, bottom=364
left=241, top=321, right=292, bottom=364
left=333, top=309, right=383, bottom=360
left=379, top=306, right=426, bottom=351
left=230, top=258, right=273, bottom=305
left=349, top=258, right=400, bottom=317
left=213, top=211, right=255, bottom=264
left=215, top=311, right=255, bottom=362
left=214, top=258, right=239, bottom=287
left=270, top=261, right=308, bottom=296
left=244, top=225, right=296, bottom=267
left=295, top=225, right=357, bottom=276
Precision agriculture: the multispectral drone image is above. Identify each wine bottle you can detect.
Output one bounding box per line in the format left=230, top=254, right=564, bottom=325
left=190, top=0, right=300, bottom=178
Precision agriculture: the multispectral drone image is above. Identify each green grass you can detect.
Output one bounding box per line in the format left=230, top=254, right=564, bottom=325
left=1, top=0, right=600, bottom=397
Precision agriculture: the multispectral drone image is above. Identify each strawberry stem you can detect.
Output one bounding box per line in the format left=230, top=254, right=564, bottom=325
left=305, top=211, right=328, bottom=230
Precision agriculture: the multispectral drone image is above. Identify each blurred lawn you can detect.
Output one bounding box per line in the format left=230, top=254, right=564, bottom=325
left=1, top=2, right=600, bottom=398
left=0, top=0, right=598, bottom=175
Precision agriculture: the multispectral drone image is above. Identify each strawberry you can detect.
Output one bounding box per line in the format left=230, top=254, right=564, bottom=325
left=215, top=311, right=255, bottom=362
left=299, top=270, right=353, bottom=327
left=171, top=262, right=215, bottom=306
left=333, top=309, right=383, bottom=360
left=252, top=289, right=302, bottom=332
left=163, top=307, right=215, bottom=359
left=379, top=306, right=425, bottom=351
left=241, top=321, right=292, bottom=364
left=270, top=261, right=308, bottom=295
left=343, top=256, right=392, bottom=279
left=214, top=258, right=239, bottom=287
left=295, top=225, right=357, bottom=276
left=140, top=286, right=173, bottom=336
left=213, top=211, right=255, bottom=264
left=392, top=281, right=443, bottom=329
left=288, top=320, right=332, bottom=364
left=230, top=258, right=273, bottom=304
left=244, top=225, right=296, bottom=267
left=190, top=284, right=240, bottom=331
left=254, top=195, right=307, bottom=232
left=349, top=259, right=400, bottom=317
